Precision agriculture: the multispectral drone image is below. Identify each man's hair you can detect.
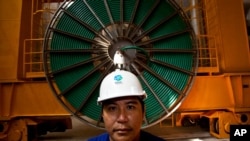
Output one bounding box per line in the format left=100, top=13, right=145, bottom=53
left=102, top=97, right=145, bottom=111
left=137, top=97, right=145, bottom=112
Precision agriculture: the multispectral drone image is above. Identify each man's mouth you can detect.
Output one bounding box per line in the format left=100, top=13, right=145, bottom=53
left=113, top=128, right=132, bottom=134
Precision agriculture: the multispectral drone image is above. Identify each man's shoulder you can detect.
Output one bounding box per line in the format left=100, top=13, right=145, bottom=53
left=140, top=131, right=166, bottom=141
left=87, top=133, right=109, bottom=141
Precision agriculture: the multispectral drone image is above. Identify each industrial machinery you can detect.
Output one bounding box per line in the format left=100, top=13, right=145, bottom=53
left=43, top=0, right=198, bottom=129
left=1, top=0, right=250, bottom=140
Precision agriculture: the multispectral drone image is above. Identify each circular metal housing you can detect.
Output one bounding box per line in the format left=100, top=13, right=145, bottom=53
left=43, top=0, right=198, bottom=128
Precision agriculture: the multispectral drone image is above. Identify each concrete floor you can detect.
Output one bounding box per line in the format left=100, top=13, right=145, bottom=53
left=38, top=116, right=229, bottom=141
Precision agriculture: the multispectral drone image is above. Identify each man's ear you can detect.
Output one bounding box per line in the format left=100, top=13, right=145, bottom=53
left=100, top=107, right=104, bottom=122
left=142, top=105, right=146, bottom=123
left=143, top=105, right=146, bottom=116
left=142, top=113, right=147, bottom=125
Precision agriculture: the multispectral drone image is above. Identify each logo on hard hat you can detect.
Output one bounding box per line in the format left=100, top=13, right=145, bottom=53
left=114, top=75, right=123, bottom=83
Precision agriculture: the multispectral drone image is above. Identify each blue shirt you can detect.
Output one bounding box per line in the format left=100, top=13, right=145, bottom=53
left=88, top=130, right=165, bottom=141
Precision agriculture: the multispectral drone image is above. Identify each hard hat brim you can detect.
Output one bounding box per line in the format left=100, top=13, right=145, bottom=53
left=97, top=92, right=147, bottom=105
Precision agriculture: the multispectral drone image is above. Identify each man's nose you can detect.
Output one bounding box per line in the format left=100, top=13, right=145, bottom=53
left=117, top=108, right=129, bottom=123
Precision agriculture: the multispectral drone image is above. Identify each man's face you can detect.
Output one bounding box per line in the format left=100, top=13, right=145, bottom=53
left=102, top=96, right=144, bottom=141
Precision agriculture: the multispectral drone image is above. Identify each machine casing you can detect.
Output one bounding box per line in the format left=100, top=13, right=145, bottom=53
left=0, top=0, right=250, bottom=140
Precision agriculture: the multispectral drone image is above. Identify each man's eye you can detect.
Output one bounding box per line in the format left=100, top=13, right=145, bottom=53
left=127, top=105, right=135, bottom=110
left=108, top=106, right=117, bottom=111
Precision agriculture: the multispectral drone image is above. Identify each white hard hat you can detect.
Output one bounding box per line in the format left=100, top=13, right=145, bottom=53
left=98, top=69, right=147, bottom=104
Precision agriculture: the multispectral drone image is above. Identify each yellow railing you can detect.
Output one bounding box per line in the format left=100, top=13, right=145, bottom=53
left=177, top=0, right=220, bottom=74
left=196, top=35, right=219, bottom=73
left=23, top=38, right=45, bottom=78
left=22, top=0, right=62, bottom=78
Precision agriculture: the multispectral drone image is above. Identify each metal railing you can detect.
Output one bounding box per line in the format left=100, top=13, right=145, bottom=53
left=177, top=0, right=220, bottom=74
left=23, top=38, right=45, bottom=78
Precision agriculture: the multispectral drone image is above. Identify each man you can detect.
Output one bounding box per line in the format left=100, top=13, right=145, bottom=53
left=88, top=69, right=165, bottom=141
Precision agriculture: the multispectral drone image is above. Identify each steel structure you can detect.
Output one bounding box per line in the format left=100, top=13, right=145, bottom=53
left=0, top=0, right=250, bottom=140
